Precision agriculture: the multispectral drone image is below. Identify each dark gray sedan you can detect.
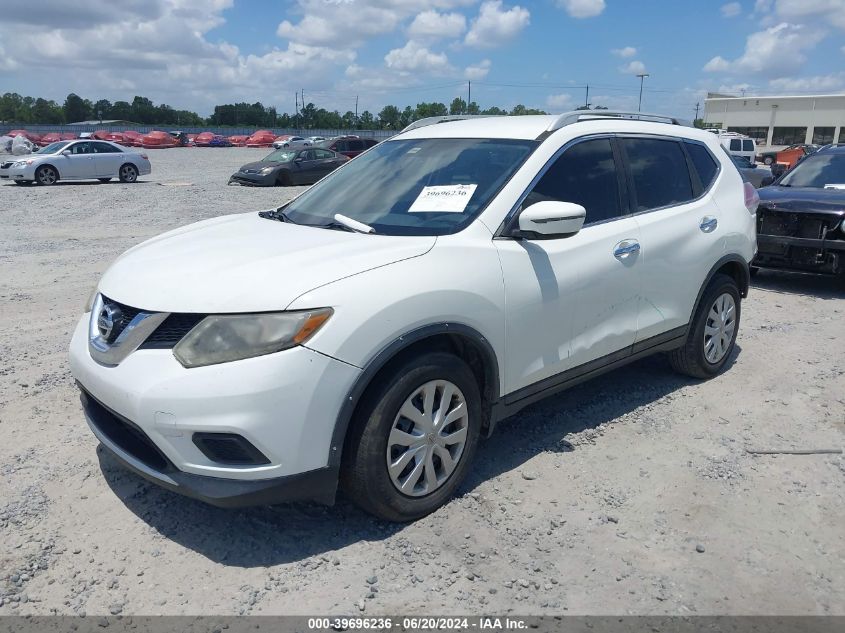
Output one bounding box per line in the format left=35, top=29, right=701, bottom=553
left=228, top=147, right=349, bottom=186
left=730, top=155, right=771, bottom=188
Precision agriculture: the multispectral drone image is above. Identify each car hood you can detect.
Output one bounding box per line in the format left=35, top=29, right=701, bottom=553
left=758, top=186, right=845, bottom=216
left=237, top=161, right=285, bottom=172
left=97, top=212, right=436, bottom=313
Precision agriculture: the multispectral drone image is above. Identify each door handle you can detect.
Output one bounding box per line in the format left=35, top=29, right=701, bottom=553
left=613, top=240, right=641, bottom=258
left=700, top=216, right=718, bottom=233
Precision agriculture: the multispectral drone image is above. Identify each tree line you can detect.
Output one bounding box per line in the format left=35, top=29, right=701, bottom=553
left=0, top=92, right=568, bottom=131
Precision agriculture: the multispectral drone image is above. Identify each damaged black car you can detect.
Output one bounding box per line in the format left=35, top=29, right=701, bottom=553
left=754, top=145, right=845, bottom=276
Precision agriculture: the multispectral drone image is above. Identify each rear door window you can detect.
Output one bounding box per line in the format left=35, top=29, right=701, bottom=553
left=348, top=140, right=365, bottom=151
left=334, top=140, right=348, bottom=152
left=730, top=139, right=741, bottom=151
left=742, top=139, right=754, bottom=152
left=684, top=141, right=720, bottom=190
left=622, top=137, right=694, bottom=212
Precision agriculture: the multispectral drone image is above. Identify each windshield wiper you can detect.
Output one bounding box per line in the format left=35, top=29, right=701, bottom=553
left=258, top=208, right=297, bottom=223
left=320, top=213, right=375, bottom=234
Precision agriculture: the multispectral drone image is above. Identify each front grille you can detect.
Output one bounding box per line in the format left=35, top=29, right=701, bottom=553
left=758, top=209, right=829, bottom=239
left=100, top=295, right=142, bottom=341
left=140, top=313, right=205, bottom=349
left=81, top=389, right=172, bottom=472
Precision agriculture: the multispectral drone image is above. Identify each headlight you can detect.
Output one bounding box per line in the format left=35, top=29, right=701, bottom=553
left=259, top=166, right=274, bottom=175
left=173, top=309, right=333, bottom=368
left=13, top=160, right=33, bottom=167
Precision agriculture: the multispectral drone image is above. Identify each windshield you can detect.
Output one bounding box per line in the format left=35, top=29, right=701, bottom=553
left=263, top=149, right=297, bottom=162
left=779, top=153, right=845, bottom=188
left=37, top=141, right=71, bottom=154
left=280, top=138, right=537, bottom=235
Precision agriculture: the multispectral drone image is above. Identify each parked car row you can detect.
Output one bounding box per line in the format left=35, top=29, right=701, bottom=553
left=1, top=129, right=380, bottom=151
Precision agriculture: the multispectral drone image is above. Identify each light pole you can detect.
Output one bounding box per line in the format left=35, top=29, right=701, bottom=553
left=636, top=73, right=650, bottom=112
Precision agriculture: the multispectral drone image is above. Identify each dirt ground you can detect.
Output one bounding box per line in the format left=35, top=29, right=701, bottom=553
left=0, top=147, right=843, bottom=617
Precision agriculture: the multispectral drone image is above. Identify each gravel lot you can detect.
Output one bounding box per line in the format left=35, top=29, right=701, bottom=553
left=0, top=147, right=843, bottom=616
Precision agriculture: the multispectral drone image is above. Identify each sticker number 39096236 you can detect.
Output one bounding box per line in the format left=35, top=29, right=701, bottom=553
left=408, top=184, right=478, bottom=213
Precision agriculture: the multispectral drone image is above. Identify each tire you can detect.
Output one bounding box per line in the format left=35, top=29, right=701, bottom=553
left=118, top=164, right=138, bottom=183
left=98, top=178, right=111, bottom=183
left=669, top=274, right=741, bottom=379
left=35, top=165, right=58, bottom=186
left=342, top=352, right=482, bottom=522
left=763, top=156, right=774, bottom=165
left=276, top=171, right=292, bottom=186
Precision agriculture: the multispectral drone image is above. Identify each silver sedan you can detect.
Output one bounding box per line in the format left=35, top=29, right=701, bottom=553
left=0, top=140, right=152, bottom=186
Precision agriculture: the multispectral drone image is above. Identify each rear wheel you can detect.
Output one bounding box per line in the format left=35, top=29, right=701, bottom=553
left=35, top=165, right=58, bottom=186
left=669, top=274, right=741, bottom=379
left=342, top=352, right=482, bottom=522
left=118, top=164, right=138, bottom=183
left=763, top=156, right=774, bottom=165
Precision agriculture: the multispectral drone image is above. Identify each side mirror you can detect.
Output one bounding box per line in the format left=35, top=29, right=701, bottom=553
left=761, top=176, right=774, bottom=187
left=517, top=201, right=586, bottom=238
left=61, top=150, right=71, bottom=156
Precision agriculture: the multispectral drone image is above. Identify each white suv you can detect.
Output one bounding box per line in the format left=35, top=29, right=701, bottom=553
left=69, top=112, right=758, bottom=521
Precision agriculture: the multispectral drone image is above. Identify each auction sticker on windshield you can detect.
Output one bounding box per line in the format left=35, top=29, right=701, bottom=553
left=408, top=184, right=477, bottom=213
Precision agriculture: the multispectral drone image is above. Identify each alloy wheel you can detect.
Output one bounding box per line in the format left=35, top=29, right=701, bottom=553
left=38, top=167, right=57, bottom=185
left=703, top=292, right=736, bottom=364
left=386, top=380, right=469, bottom=497
left=120, top=165, right=137, bottom=182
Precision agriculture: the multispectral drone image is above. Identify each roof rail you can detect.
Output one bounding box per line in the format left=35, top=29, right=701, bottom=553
left=399, top=114, right=500, bottom=134
left=546, top=110, right=691, bottom=133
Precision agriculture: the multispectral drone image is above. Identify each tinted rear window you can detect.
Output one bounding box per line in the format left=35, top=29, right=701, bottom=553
left=742, top=139, right=754, bottom=151
left=730, top=139, right=741, bottom=151
left=685, top=141, right=719, bottom=189
left=623, top=138, right=693, bottom=212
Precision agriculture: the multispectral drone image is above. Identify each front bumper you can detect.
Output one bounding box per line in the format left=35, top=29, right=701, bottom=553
left=69, top=313, right=361, bottom=504
left=82, top=388, right=339, bottom=507
left=228, top=171, right=275, bottom=186
left=0, top=165, right=32, bottom=180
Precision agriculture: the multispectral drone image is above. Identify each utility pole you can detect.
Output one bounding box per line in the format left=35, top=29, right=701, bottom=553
left=636, top=73, right=650, bottom=112
left=355, top=95, right=358, bottom=126
left=468, top=80, right=471, bottom=108
left=694, top=102, right=700, bottom=122
left=295, top=92, right=299, bottom=129
left=585, top=84, right=589, bottom=108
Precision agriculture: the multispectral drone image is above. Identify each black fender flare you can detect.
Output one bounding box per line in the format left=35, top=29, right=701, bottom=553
left=326, top=322, right=500, bottom=470
left=688, top=254, right=750, bottom=324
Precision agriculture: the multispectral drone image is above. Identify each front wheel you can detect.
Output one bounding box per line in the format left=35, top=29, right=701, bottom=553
left=342, top=352, right=482, bottom=522
left=669, top=274, right=741, bottom=379
left=763, top=156, right=774, bottom=165
left=119, top=164, right=138, bottom=183
left=35, top=165, right=58, bottom=186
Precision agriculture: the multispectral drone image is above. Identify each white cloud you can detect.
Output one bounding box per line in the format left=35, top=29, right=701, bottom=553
left=546, top=93, right=573, bottom=109
left=754, top=0, right=773, bottom=13
left=768, top=72, right=845, bottom=92
left=619, top=60, right=647, bottom=75
left=721, top=2, right=742, bottom=17
left=774, top=0, right=845, bottom=29
left=611, top=46, right=637, bottom=58
left=465, top=1, right=530, bottom=48
left=703, top=23, right=826, bottom=76
left=556, top=0, right=606, bottom=18
left=384, top=40, right=451, bottom=73
left=464, top=59, right=492, bottom=80
left=408, top=10, right=466, bottom=41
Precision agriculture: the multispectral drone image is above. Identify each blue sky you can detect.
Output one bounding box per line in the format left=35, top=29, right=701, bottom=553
left=2, top=0, right=845, bottom=118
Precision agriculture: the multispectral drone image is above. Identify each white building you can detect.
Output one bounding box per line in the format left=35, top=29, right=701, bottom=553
left=703, top=93, right=845, bottom=150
